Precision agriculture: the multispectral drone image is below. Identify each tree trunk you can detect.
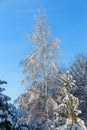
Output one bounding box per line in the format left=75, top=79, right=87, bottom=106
left=43, top=44, right=49, bottom=120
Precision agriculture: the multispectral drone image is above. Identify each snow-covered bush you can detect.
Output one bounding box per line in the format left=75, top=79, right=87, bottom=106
left=15, top=86, right=58, bottom=128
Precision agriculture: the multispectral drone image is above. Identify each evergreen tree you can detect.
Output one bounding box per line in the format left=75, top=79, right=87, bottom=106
left=53, top=72, right=87, bottom=130
left=0, top=80, right=19, bottom=129
left=69, top=52, right=87, bottom=125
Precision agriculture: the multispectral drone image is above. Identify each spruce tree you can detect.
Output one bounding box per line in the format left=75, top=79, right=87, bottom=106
left=0, top=80, right=19, bottom=129
left=69, top=52, right=87, bottom=125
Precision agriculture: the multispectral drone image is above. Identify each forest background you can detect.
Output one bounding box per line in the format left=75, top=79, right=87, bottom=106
left=0, top=0, right=87, bottom=102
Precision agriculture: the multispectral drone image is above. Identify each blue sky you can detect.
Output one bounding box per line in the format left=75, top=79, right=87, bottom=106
left=0, top=0, right=87, bottom=102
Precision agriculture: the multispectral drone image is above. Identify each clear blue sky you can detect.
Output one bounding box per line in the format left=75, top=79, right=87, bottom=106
left=0, top=0, right=87, bottom=102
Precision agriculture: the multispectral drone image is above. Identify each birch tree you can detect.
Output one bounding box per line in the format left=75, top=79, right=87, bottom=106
left=19, top=11, right=60, bottom=121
